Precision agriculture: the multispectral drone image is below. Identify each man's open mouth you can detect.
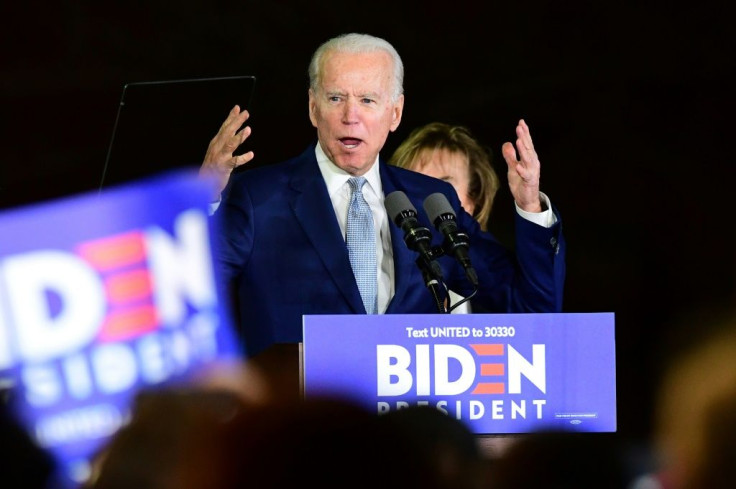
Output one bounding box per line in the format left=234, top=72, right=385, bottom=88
left=340, top=137, right=362, bottom=149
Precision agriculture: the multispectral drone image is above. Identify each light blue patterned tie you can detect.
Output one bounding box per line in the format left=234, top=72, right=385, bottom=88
left=346, top=177, right=377, bottom=314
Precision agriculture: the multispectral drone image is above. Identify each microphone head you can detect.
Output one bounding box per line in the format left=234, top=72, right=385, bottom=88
left=424, top=193, right=475, bottom=286
left=385, top=191, right=418, bottom=225
left=423, top=192, right=457, bottom=230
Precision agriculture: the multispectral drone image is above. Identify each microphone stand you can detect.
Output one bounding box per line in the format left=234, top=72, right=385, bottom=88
left=417, top=245, right=448, bottom=314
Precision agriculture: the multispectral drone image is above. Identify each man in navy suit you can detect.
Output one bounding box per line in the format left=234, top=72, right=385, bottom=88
left=199, top=33, right=565, bottom=358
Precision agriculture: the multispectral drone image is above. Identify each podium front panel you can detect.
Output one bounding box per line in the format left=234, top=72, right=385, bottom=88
left=303, top=313, right=616, bottom=434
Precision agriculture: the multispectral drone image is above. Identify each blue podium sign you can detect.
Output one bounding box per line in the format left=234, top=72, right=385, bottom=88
left=303, top=313, right=616, bottom=434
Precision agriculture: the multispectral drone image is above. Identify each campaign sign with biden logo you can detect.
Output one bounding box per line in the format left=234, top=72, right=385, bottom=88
left=303, top=312, right=616, bottom=434
left=0, top=170, right=240, bottom=487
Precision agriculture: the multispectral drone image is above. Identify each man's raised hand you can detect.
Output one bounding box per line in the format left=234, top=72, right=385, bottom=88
left=199, top=105, right=254, bottom=201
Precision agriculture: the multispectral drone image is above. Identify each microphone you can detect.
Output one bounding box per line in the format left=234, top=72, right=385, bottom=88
left=384, top=191, right=443, bottom=280
left=423, top=192, right=478, bottom=287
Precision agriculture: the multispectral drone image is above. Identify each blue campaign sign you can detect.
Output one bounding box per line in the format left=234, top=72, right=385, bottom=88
left=0, top=169, right=241, bottom=488
left=303, top=313, right=616, bottom=434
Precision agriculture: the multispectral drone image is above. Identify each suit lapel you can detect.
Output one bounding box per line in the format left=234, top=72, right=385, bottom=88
left=287, top=148, right=365, bottom=313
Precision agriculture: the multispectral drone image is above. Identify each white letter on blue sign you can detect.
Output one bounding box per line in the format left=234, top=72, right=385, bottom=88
left=376, top=345, right=412, bottom=396
left=434, top=344, right=476, bottom=395
left=146, top=210, right=216, bottom=328
left=1, top=251, right=105, bottom=364
left=507, top=344, right=546, bottom=394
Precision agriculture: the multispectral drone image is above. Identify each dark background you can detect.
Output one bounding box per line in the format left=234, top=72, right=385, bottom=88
left=2, top=0, right=735, bottom=453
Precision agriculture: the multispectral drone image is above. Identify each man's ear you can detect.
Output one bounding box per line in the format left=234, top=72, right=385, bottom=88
left=389, top=94, right=404, bottom=132
left=308, top=89, right=318, bottom=128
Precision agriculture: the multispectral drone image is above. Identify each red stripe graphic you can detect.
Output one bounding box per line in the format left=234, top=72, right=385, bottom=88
left=77, top=231, right=146, bottom=270
left=98, top=305, right=159, bottom=341
left=471, top=343, right=505, bottom=394
left=481, top=363, right=504, bottom=376
left=105, top=268, right=153, bottom=304
left=472, top=383, right=505, bottom=394
left=470, top=344, right=504, bottom=355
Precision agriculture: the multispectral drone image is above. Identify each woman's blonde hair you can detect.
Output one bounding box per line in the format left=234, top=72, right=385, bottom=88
left=390, top=122, right=500, bottom=231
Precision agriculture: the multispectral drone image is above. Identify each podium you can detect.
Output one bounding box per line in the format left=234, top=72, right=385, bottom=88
left=302, top=313, right=616, bottom=434
left=247, top=312, right=616, bottom=458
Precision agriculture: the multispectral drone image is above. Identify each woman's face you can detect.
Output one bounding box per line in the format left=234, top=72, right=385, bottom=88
left=411, top=148, right=475, bottom=215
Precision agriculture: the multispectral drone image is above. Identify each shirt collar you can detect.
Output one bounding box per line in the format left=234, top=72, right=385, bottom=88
left=315, top=141, right=382, bottom=198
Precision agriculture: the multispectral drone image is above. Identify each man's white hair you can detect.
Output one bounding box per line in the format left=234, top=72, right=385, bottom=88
left=308, top=33, right=404, bottom=103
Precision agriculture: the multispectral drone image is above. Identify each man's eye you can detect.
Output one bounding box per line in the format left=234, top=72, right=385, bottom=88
left=362, top=98, right=375, bottom=104
left=329, top=96, right=341, bottom=102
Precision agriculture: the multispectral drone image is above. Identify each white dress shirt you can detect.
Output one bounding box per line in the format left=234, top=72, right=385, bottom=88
left=315, top=142, right=395, bottom=313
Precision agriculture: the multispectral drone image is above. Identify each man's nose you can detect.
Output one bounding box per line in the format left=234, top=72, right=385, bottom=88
left=341, top=99, right=359, bottom=123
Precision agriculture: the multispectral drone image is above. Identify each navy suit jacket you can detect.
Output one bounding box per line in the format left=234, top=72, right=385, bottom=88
left=214, top=142, right=565, bottom=357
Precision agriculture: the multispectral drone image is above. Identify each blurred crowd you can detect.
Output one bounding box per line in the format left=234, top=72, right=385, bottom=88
left=3, top=307, right=736, bottom=489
